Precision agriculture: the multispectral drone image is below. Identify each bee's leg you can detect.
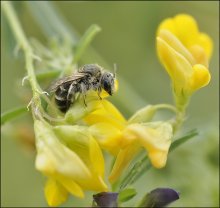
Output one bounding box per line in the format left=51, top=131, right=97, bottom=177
left=97, top=87, right=102, bottom=100
left=80, top=83, right=87, bottom=107
left=97, top=77, right=102, bottom=100
left=67, top=82, right=75, bottom=100
left=83, top=94, right=87, bottom=107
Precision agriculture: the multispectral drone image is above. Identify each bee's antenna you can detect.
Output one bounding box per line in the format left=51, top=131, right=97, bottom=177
left=113, top=63, right=117, bottom=78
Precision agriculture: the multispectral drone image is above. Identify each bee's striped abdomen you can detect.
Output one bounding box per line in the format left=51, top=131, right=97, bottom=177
left=55, top=84, right=74, bottom=113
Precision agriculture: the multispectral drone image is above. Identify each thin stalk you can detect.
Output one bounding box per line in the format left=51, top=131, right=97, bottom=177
left=1, top=1, right=56, bottom=125
left=154, top=104, right=177, bottom=114
left=60, top=24, right=101, bottom=77
left=2, top=1, right=48, bottom=122
left=73, top=24, right=101, bottom=65
left=1, top=106, right=27, bottom=125
left=2, top=2, right=42, bottom=99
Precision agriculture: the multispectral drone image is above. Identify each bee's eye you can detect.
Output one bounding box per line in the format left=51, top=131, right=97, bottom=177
left=103, top=80, right=109, bottom=89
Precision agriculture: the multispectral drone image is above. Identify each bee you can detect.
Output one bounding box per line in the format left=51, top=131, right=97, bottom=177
left=48, top=64, right=116, bottom=113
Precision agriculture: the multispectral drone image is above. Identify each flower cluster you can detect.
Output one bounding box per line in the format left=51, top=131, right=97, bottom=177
left=33, top=14, right=213, bottom=206
left=34, top=120, right=107, bottom=206
left=156, top=14, right=213, bottom=109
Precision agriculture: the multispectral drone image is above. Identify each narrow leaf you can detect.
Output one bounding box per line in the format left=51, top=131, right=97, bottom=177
left=119, top=188, right=137, bottom=203
left=73, top=24, right=101, bottom=65
left=119, top=129, right=198, bottom=190
left=169, top=129, right=198, bottom=152
left=137, top=188, right=179, bottom=207
left=1, top=106, right=27, bottom=125
left=135, top=130, right=198, bottom=180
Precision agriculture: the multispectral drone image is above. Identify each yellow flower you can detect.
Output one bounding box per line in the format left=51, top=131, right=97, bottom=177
left=80, top=101, right=173, bottom=183
left=34, top=120, right=107, bottom=206
left=65, top=93, right=127, bottom=155
left=156, top=14, right=213, bottom=104
left=109, top=122, right=173, bottom=183
left=61, top=75, right=173, bottom=185
left=64, top=80, right=119, bottom=124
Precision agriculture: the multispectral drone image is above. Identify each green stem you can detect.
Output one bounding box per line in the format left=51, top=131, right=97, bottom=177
left=60, top=24, right=101, bottom=76
left=2, top=2, right=42, bottom=98
left=173, top=95, right=190, bottom=133
left=1, top=106, right=27, bottom=125
left=173, top=110, right=185, bottom=133
left=73, top=24, right=101, bottom=65
left=154, top=104, right=177, bottom=113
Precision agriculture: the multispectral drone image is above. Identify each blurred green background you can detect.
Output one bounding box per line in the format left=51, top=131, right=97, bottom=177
left=1, top=1, right=219, bottom=207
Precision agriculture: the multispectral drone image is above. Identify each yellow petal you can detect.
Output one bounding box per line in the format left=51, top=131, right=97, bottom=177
left=55, top=175, right=84, bottom=198
left=65, top=98, right=102, bottom=124
left=158, top=29, right=196, bottom=65
left=189, top=64, right=211, bottom=92
left=123, top=122, right=172, bottom=168
left=89, top=123, right=122, bottom=155
left=102, top=100, right=126, bottom=123
left=114, top=78, right=119, bottom=92
left=157, top=18, right=177, bottom=36
left=54, top=125, right=105, bottom=172
left=157, top=37, right=193, bottom=95
left=157, top=14, right=213, bottom=62
left=53, top=125, right=91, bottom=163
left=80, top=175, right=108, bottom=192
left=34, top=121, right=92, bottom=180
left=44, top=178, right=68, bottom=207
left=157, top=14, right=199, bottom=47
left=172, top=14, right=199, bottom=47
left=196, top=33, right=213, bottom=59
left=148, top=151, right=169, bottom=169
left=189, top=45, right=209, bottom=67
left=89, top=136, right=105, bottom=177
left=54, top=125, right=104, bottom=171
left=84, top=100, right=126, bottom=130
left=109, top=143, right=140, bottom=183
left=53, top=125, right=108, bottom=191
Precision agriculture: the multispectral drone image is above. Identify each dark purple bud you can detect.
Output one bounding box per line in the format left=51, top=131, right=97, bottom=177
left=93, top=192, right=118, bottom=207
left=138, top=188, right=180, bottom=207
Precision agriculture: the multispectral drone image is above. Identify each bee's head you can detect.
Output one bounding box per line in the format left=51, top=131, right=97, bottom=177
left=100, top=72, right=115, bottom=96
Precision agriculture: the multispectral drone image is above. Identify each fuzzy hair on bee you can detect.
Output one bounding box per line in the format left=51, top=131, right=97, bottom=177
left=48, top=64, right=116, bottom=113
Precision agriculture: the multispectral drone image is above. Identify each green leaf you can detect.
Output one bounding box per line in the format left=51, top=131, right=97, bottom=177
left=169, top=129, right=198, bottom=152
left=1, top=106, right=27, bottom=125
left=119, top=129, right=198, bottom=190
left=119, top=157, right=150, bottom=191
left=73, top=24, right=101, bottom=65
left=119, top=188, right=137, bottom=203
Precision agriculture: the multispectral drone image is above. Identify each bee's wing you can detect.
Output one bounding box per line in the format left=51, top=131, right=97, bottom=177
left=47, top=72, right=87, bottom=93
